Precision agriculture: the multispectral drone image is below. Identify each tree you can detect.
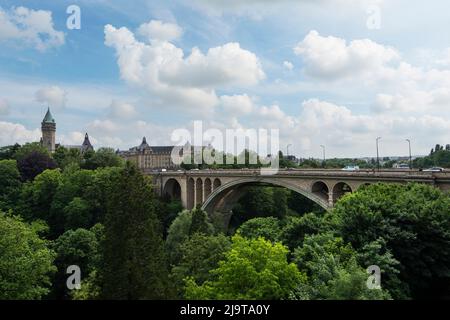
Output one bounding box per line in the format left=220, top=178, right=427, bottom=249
left=53, top=146, right=81, bottom=169
left=17, top=151, right=57, bottom=181
left=171, top=233, right=231, bottom=298
left=331, top=183, right=450, bottom=299
left=166, top=210, right=193, bottom=266
left=0, top=143, right=20, bottom=160
left=237, top=217, right=282, bottom=242
left=292, top=233, right=390, bottom=300
left=185, top=235, right=305, bottom=300
left=100, top=162, right=170, bottom=299
left=51, top=226, right=102, bottom=299
left=63, top=197, right=92, bottom=230
left=0, top=160, right=21, bottom=211
left=155, top=198, right=183, bottom=238
left=13, top=142, right=49, bottom=161
left=81, top=148, right=124, bottom=170
left=280, top=213, right=327, bottom=251
left=0, top=211, right=56, bottom=299
left=19, top=169, right=62, bottom=225
left=189, top=207, right=214, bottom=236
left=50, top=169, right=96, bottom=234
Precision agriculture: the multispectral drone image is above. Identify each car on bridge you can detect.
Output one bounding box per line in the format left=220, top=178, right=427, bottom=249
left=423, top=167, right=444, bottom=172
left=342, top=165, right=360, bottom=171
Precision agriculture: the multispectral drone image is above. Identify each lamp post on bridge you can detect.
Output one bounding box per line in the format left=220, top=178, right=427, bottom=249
left=320, top=145, right=326, bottom=167
left=406, top=139, right=412, bottom=170
left=376, top=137, right=382, bottom=171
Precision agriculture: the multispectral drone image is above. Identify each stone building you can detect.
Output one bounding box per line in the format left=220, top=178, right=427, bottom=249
left=117, top=137, right=181, bottom=170
left=40, top=107, right=94, bottom=153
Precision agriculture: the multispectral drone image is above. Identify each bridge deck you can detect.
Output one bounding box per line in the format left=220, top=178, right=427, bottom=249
left=146, top=168, right=450, bottom=180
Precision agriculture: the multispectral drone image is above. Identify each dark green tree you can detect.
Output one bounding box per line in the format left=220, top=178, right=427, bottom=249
left=0, top=160, right=22, bottom=211
left=189, top=207, right=214, bottom=236
left=292, top=233, right=390, bottom=300
left=331, top=183, right=450, bottom=299
left=171, top=233, right=231, bottom=298
left=100, top=162, right=170, bottom=299
left=51, top=226, right=102, bottom=299
left=237, top=217, right=282, bottom=242
left=17, top=151, right=57, bottom=181
left=81, top=148, right=124, bottom=170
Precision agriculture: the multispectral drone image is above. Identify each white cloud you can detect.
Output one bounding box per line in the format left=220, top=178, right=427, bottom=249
left=87, top=119, right=119, bottom=134
left=294, top=30, right=399, bottom=80
left=104, top=23, right=264, bottom=113
left=295, top=99, right=450, bottom=156
left=283, top=61, right=294, bottom=71
left=35, top=86, right=67, bottom=109
left=137, top=20, right=183, bottom=41
left=0, top=99, right=9, bottom=115
left=108, top=100, right=137, bottom=119
left=0, top=121, right=40, bottom=145
left=220, top=94, right=254, bottom=115
left=0, top=6, right=64, bottom=51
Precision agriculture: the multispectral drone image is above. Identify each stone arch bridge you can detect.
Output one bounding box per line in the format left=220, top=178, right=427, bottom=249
left=148, top=169, right=450, bottom=219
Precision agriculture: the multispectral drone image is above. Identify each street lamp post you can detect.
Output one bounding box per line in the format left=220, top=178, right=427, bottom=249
left=406, top=139, right=412, bottom=169
left=376, top=137, right=382, bottom=171
left=320, top=145, right=325, bottom=167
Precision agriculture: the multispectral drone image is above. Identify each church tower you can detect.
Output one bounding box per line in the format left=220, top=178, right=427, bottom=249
left=41, top=107, right=56, bottom=153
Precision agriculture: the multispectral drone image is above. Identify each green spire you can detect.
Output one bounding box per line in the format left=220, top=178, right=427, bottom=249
left=42, top=107, right=55, bottom=123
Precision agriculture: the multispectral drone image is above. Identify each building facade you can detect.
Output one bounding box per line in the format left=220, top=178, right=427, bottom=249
left=118, top=137, right=181, bottom=170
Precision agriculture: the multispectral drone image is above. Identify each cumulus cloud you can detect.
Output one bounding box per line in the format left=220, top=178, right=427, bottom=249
left=0, top=6, right=64, bottom=51
left=295, top=99, right=450, bottom=156
left=294, top=30, right=399, bottom=79
left=0, top=121, right=40, bottom=145
left=137, top=20, right=183, bottom=41
left=283, top=61, right=294, bottom=71
left=108, top=100, right=137, bottom=119
left=220, top=94, right=254, bottom=115
left=104, top=23, right=264, bottom=113
left=0, top=99, right=9, bottom=115
left=35, top=86, right=67, bottom=109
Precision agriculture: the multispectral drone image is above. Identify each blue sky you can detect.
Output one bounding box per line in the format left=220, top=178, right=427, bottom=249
left=1, top=0, right=450, bottom=158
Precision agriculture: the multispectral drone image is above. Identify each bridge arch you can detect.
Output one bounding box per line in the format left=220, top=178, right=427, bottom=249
left=202, top=177, right=331, bottom=217
left=311, top=181, right=330, bottom=204
left=163, top=178, right=181, bottom=201
left=332, top=182, right=353, bottom=202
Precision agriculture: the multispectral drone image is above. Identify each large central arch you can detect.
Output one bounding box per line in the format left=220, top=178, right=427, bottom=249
left=201, top=178, right=331, bottom=217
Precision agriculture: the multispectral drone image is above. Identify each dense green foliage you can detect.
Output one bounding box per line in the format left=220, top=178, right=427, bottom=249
left=292, top=233, right=390, bottom=300
left=1, top=141, right=449, bottom=300
left=185, top=235, right=306, bottom=300
left=171, top=233, right=231, bottom=298
left=331, top=183, right=450, bottom=299
left=0, top=211, right=56, bottom=299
